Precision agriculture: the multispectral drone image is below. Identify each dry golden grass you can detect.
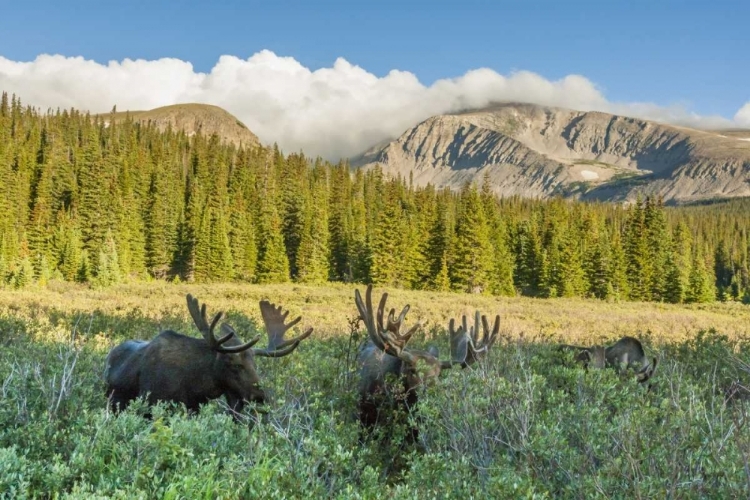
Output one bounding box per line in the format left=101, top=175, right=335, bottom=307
left=2, top=281, right=750, bottom=346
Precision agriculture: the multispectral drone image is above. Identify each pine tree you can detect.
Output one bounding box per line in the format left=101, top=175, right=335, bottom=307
left=27, top=162, right=54, bottom=277
left=686, top=249, right=716, bottom=303
left=644, top=197, right=669, bottom=300
left=370, top=181, right=404, bottom=286
left=587, top=231, right=611, bottom=299
left=52, top=212, right=84, bottom=282
left=296, top=166, right=330, bottom=283
left=624, top=198, right=651, bottom=300
left=77, top=128, right=110, bottom=257
left=12, top=257, right=35, bottom=289
left=714, top=240, right=734, bottom=301
left=177, top=169, right=202, bottom=281
left=145, top=168, right=171, bottom=278
left=327, top=161, right=352, bottom=281
left=228, top=149, right=259, bottom=281
left=555, top=230, right=586, bottom=297
left=426, top=191, right=454, bottom=291
left=664, top=222, right=692, bottom=303
left=348, top=168, right=369, bottom=282
left=92, top=230, right=121, bottom=287
left=451, top=183, right=494, bottom=293
left=481, top=176, right=515, bottom=296
left=257, top=203, right=290, bottom=283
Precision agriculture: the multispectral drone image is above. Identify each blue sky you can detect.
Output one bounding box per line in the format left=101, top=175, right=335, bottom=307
left=1, top=0, right=747, bottom=117
left=0, top=0, right=748, bottom=159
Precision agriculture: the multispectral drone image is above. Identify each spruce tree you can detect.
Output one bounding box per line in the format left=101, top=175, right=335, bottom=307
left=370, top=181, right=404, bottom=286
left=451, top=183, right=494, bottom=293
left=644, top=197, right=669, bottom=300
left=427, top=191, right=455, bottom=291
left=686, top=249, right=716, bottom=303
left=624, top=198, right=651, bottom=300
left=257, top=203, right=290, bottom=283
left=77, top=128, right=109, bottom=257
left=664, top=222, right=692, bottom=303
left=92, top=230, right=121, bottom=287
left=296, top=167, right=330, bottom=283
left=714, top=240, right=734, bottom=301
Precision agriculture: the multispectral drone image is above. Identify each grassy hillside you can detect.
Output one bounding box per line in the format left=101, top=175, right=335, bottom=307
left=103, top=103, right=260, bottom=148
left=1, top=283, right=750, bottom=497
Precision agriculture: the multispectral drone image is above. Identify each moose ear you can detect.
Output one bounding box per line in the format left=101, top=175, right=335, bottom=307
left=427, top=345, right=439, bottom=358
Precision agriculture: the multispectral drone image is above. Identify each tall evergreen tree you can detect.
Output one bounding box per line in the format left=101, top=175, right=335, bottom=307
left=370, top=181, right=405, bottom=286
left=686, top=248, right=716, bottom=303
left=77, top=128, right=110, bottom=256
left=451, top=183, right=494, bottom=293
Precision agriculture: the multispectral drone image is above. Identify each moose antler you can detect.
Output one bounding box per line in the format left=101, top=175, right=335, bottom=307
left=354, top=284, right=420, bottom=363
left=449, top=311, right=500, bottom=367
left=253, top=300, right=313, bottom=358
left=186, top=294, right=261, bottom=354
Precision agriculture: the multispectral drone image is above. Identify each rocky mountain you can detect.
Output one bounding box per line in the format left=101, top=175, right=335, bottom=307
left=104, top=103, right=260, bottom=148
left=352, top=103, right=750, bottom=203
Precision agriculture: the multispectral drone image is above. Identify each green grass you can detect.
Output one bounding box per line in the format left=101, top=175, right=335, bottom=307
left=1, top=282, right=750, bottom=498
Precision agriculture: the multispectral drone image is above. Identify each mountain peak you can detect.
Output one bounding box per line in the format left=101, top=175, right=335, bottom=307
left=351, top=104, right=750, bottom=203
left=104, top=103, right=260, bottom=148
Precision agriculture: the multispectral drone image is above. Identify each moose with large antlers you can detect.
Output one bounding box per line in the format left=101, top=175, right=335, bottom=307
left=354, top=284, right=499, bottom=437
left=104, top=294, right=312, bottom=417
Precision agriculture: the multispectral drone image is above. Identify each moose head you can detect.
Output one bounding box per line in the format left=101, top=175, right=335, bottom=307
left=355, top=284, right=499, bottom=434
left=105, top=294, right=313, bottom=418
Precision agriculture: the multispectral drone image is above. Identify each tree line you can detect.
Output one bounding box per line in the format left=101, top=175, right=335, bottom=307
left=1, top=92, right=749, bottom=303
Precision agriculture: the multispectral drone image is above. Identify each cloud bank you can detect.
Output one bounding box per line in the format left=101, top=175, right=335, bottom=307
left=0, top=52, right=747, bottom=160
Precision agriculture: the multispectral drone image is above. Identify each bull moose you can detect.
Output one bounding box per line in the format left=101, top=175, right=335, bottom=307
left=559, top=336, right=658, bottom=384
left=104, top=294, right=313, bottom=417
left=354, top=284, right=499, bottom=437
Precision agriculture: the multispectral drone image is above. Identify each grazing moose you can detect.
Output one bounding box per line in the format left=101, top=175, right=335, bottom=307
left=559, top=336, right=658, bottom=384
left=105, top=294, right=313, bottom=417
left=354, top=284, right=499, bottom=439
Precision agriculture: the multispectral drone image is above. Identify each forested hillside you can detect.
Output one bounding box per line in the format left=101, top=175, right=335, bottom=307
left=1, top=92, right=749, bottom=303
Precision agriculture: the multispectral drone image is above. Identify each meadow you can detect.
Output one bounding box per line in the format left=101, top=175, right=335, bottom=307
left=1, top=282, right=750, bottom=498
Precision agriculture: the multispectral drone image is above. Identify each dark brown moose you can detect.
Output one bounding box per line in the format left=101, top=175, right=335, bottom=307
left=355, top=284, right=499, bottom=437
left=104, top=294, right=312, bottom=417
left=559, top=336, right=657, bottom=384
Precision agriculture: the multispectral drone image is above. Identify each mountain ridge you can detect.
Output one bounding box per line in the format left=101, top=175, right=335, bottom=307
left=351, top=102, right=750, bottom=203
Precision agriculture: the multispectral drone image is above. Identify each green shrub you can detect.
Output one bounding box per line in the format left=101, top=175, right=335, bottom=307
left=1, top=298, right=750, bottom=497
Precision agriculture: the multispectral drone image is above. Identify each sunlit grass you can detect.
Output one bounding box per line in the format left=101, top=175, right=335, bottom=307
left=3, top=280, right=750, bottom=347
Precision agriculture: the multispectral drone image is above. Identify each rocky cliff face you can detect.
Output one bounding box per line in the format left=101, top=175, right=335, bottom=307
left=352, top=103, right=750, bottom=203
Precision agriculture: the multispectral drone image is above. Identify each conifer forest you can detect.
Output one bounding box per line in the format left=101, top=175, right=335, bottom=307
left=0, top=92, right=748, bottom=303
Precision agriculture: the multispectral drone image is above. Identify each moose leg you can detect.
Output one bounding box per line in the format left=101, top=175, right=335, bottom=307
left=357, top=396, right=382, bottom=442
left=107, top=387, right=138, bottom=414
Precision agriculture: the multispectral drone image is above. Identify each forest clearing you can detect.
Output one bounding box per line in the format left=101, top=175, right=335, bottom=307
left=2, top=282, right=750, bottom=498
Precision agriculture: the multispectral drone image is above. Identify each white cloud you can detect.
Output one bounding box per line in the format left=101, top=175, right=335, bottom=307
left=0, top=52, right=746, bottom=160
left=735, top=102, right=750, bottom=127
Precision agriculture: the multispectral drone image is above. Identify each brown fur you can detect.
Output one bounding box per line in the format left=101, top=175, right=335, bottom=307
left=354, top=285, right=499, bottom=440
left=105, top=330, right=264, bottom=416
left=558, top=336, right=658, bottom=384
left=105, top=294, right=312, bottom=419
